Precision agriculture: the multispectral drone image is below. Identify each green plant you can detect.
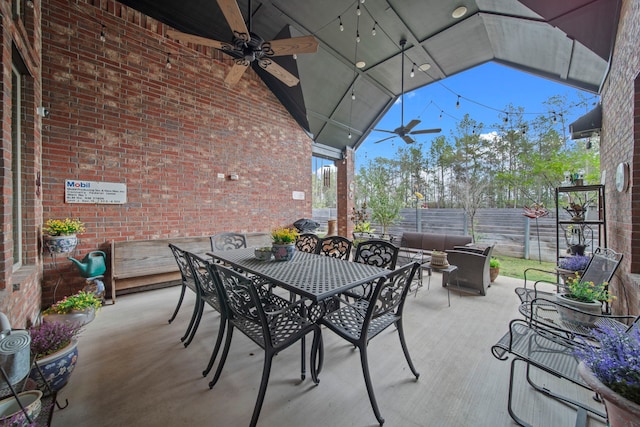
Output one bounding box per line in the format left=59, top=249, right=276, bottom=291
left=490, top=257, right=501, bottom=269
left=564, top=273, right=615, bottom=303
left=42, top=291, right=102, bottom=315
left=29, top=321, right=81, bottom=359
left=353, top=221, right=374, bottom=233
left=271, top=227, right=299, bottom=244
left=43, top=218, right=85, bottom=236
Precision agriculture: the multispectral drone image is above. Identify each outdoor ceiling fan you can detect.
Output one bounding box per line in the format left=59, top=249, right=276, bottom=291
left=372, top=39, right=441, bottom=144
left=166, top=0, right=318, bottom=87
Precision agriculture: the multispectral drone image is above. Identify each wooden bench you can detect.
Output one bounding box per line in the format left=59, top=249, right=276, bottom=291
left=110, top=233, right=270, bottom=302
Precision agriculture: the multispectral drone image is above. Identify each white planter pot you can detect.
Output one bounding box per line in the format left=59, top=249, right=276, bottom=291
left=555, top=293, right=602, bottom=327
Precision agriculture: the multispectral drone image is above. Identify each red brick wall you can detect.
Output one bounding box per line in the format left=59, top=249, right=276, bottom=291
left=40, top=0, right=312, bottom=302
left=600, top=0, right=640, bottom=315
left=0, top=0, right=44, bottom=328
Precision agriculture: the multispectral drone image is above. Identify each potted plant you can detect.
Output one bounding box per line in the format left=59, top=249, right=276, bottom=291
left=42, top=290, right=102, bottom=327
left=28, top=321, right=82, bottom=393
left=555, top=273, right=615, bottom=327
left=489, top=257, right=500, bottom=282
left=271, top=227, right=299, bottom=261
left=42, top=218, right=85, bottom=254
left=556, top=254, right=591, bottom=282
left=574, top=323, right=640, bottom=426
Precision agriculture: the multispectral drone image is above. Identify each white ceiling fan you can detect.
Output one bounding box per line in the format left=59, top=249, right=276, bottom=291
left=372, top=39, right=440, bottom=144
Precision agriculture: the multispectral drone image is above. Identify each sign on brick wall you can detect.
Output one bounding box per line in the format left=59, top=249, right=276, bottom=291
left=65, top=180, right=127, bottom=204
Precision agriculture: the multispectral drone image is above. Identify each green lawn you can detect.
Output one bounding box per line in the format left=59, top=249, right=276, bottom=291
left=492, top=255, right=557, bottom=282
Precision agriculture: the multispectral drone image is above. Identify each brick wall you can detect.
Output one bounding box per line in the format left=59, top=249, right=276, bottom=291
left=40, top=0, right=312, bottom=303
left=600, top=0, right=640, bottom=315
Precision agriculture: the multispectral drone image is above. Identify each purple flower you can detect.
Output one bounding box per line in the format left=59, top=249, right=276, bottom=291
left=29, top=321, right=81, bottom=359
left=558, top=255, right=590, bottom=271
left=574, top=323, right=640, bottom=405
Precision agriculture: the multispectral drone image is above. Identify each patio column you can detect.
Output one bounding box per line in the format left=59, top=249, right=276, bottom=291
left=336, top=148, right=355, bottom=238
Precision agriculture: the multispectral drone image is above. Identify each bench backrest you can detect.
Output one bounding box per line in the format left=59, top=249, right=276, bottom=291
left=400, top=232, right=472, bottom=252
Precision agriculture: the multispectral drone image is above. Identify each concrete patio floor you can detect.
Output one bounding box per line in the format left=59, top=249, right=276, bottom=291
left=50, top=272, right=606, bottom=427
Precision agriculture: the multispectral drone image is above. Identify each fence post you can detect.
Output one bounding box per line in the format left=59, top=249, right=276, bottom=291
left=524, top=216, right=530, bottom=260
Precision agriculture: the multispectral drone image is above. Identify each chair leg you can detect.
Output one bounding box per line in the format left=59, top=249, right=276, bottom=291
left=182, top=297, right=204, bottom=347
left=209, top=326, right=234, bottom=389
left=396, top=320, right=420, bottom=378
left=180, top=293, right=201, bottom=343
left=202, top=316, right=227, bottom=377
left=168, top=284, right=187, bottom=323
left=249, top=352, right=274, bottom=427
left=310, top=327, right=323, bottom=383
left=358, top=344, right=385, bottom=426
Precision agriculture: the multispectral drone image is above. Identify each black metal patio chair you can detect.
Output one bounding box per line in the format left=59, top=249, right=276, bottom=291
left=343, top=239, right=399, bottom=301
left=208, top=265, right=322, bottom=427
left=315, top=235, right=352, bottom=260
left=209, top=232, right=247, bottom=252
left=295, top=233, right=320, bottom=253
left=183, top=251, right=227, bottom=377
left=319, top=262, right=420, bottom=426
left=167, top=244, right=200, bottom=346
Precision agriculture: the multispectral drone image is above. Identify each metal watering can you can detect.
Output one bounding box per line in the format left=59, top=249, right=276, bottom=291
left=68, top=251, right=106, bottom=279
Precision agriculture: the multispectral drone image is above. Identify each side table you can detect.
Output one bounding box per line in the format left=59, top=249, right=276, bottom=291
left=422, top=264, right=458, bottom=306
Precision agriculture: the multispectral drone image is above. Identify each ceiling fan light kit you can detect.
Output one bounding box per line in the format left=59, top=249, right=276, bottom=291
left=166, top=0, right=318, bottom=87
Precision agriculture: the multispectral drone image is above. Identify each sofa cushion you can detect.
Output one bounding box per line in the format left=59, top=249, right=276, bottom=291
left=400, top=232, right=472, bottom=252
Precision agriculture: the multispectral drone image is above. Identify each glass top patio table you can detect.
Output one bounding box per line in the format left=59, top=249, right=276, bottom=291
left=207, top=248, right=388, bottom=302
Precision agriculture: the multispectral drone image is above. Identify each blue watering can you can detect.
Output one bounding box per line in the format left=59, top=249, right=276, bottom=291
left=68, top=251, right=106, bottom=279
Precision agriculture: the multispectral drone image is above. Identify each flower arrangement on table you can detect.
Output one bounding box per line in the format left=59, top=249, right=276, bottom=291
left=271, top=227, right=299, bottom=244
left=563, top=273, right=615, bottom=303
left=42, top=291, right=102, bottom=315
left=574, top=323, right=640, bottom=407
left=29, top=321, right=81, bottom=359
left=43, top=218, right=85, bottom=236
left=558, top=254, right=591, bottom=272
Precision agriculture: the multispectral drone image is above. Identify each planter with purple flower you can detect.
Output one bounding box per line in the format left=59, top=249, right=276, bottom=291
left=556, top=254, right=591, bottom=283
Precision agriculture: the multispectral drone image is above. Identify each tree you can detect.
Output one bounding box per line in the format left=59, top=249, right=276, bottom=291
left=358, top=160, right=403, bottom=235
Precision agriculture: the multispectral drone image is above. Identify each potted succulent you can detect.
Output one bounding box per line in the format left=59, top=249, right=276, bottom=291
left=42, top=290, right=102, bottom=327
left=42, top=218, right=85, bottom=254
left=271, top=227, right=299, bottom=261
left=574, top=323, right=640, bottom=426
left=489, top=257, right=500, bottom=282
left=28, top=321, right=82, bottom=393
left=555, top=273, right=615, bottom=327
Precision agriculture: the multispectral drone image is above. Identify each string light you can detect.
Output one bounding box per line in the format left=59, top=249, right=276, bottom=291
left=456, top=95, right=460, bottom=109
left=356, top=5, right=361, bottom=16
left=339, top=16, right=344, bottom=32
left=293, top=54, right=297, bottom=60
left=348, top=131, right=352, bottom=139
left=371, top=22, right=377, bottom=36
left=360, top=0, right=365, bottom=3
left=100, top=25, right=106, bottom=42
left=351, top=89, right=356, bottom=100
left=410, top=64, right=415, bottom=78
left=356, top=30, right=360, bottom=43
left=26, top=0, right=34, bottom=8
left=439, top=111, right=443, bottom=120
left=165, top=53, right=172, bottom=69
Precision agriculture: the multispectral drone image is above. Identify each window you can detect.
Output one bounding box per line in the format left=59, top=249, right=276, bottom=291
left=12, top=64, right=22, bottom=270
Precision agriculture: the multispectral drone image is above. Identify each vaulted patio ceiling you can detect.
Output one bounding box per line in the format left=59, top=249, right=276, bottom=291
left=116, top=0, right=620, bottom=159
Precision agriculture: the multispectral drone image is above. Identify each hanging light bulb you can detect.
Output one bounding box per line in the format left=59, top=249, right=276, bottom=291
left=504, top=114, right=509, bottom=123
left=371, top=22, right=377, bottom=36
left=348, top=131, right=352, bottom=139
left=26, top=0, right=34, bottom=8
left=456, top=95, right=460, bottom=109
left=100, top=25, right=106, bottom=42
left=339, top=16, right=344, bottom=32
left=360, top=0, right=365, bottom=3
left=351, top=90, right=356, bottom=100
left=293, top=54, right=297, bottom=60
left=552, top=111, right=557, bottom=123
left=165, top=53, right=172, bottom=69
left=410, top=64, right=415, bottom=78
left=439, top=111, right=443, bottom=120
left=472, top=125, right=476, bottom=135
left=356, top=31, right=360, bottom=43
left=356, top=5, right=361, bottom=15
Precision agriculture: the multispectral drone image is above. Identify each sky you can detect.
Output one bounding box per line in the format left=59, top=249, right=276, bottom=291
left=353, top=61, right=600, bottom=170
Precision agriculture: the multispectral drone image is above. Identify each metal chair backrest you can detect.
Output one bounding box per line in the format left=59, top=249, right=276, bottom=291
left=183, top=251, right=222, bottom=312
left=364, top=262, right=419, bottom=330
left=579, top=247, right=623, bottom=286
left=353, top=239, right=399, bottom=270
left=295, top=233, right=319, bottom=253
left=210, top=232, right=247, bottom=252
left=315, top=235, right=352, bottom=260
left=168, top=243, right=195, bottom=287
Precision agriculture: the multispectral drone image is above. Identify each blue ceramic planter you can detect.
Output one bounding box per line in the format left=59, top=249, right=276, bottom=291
left=30, top=339, right=78, bottom=393
left=272, top=244, right=295, bottom=261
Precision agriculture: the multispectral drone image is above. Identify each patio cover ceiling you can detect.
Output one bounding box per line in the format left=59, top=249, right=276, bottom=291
left=116, top=0, right=620, bottom=160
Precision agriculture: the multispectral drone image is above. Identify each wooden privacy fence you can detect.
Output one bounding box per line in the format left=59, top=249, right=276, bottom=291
left=312, top=208, right=596, bottom=263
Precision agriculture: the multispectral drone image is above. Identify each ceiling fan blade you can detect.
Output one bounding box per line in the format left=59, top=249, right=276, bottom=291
left=402, top=135, right=415, bottom=144
left=372, top=128, right=397, bottom=134
left=373, top=136, right=396, bottom=144
left=404, top=119, right=421, bottom=131
left=410, top=128, right=442, bottom=135
left=225, top=62, right=248, bottom=85
left=166, top=30, right=227, bottom=49
left=263, top=61, right=299, bottom=87
left=269, top=35, right=319, bottom=56
left=217, top=0, right=249, bottom=36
